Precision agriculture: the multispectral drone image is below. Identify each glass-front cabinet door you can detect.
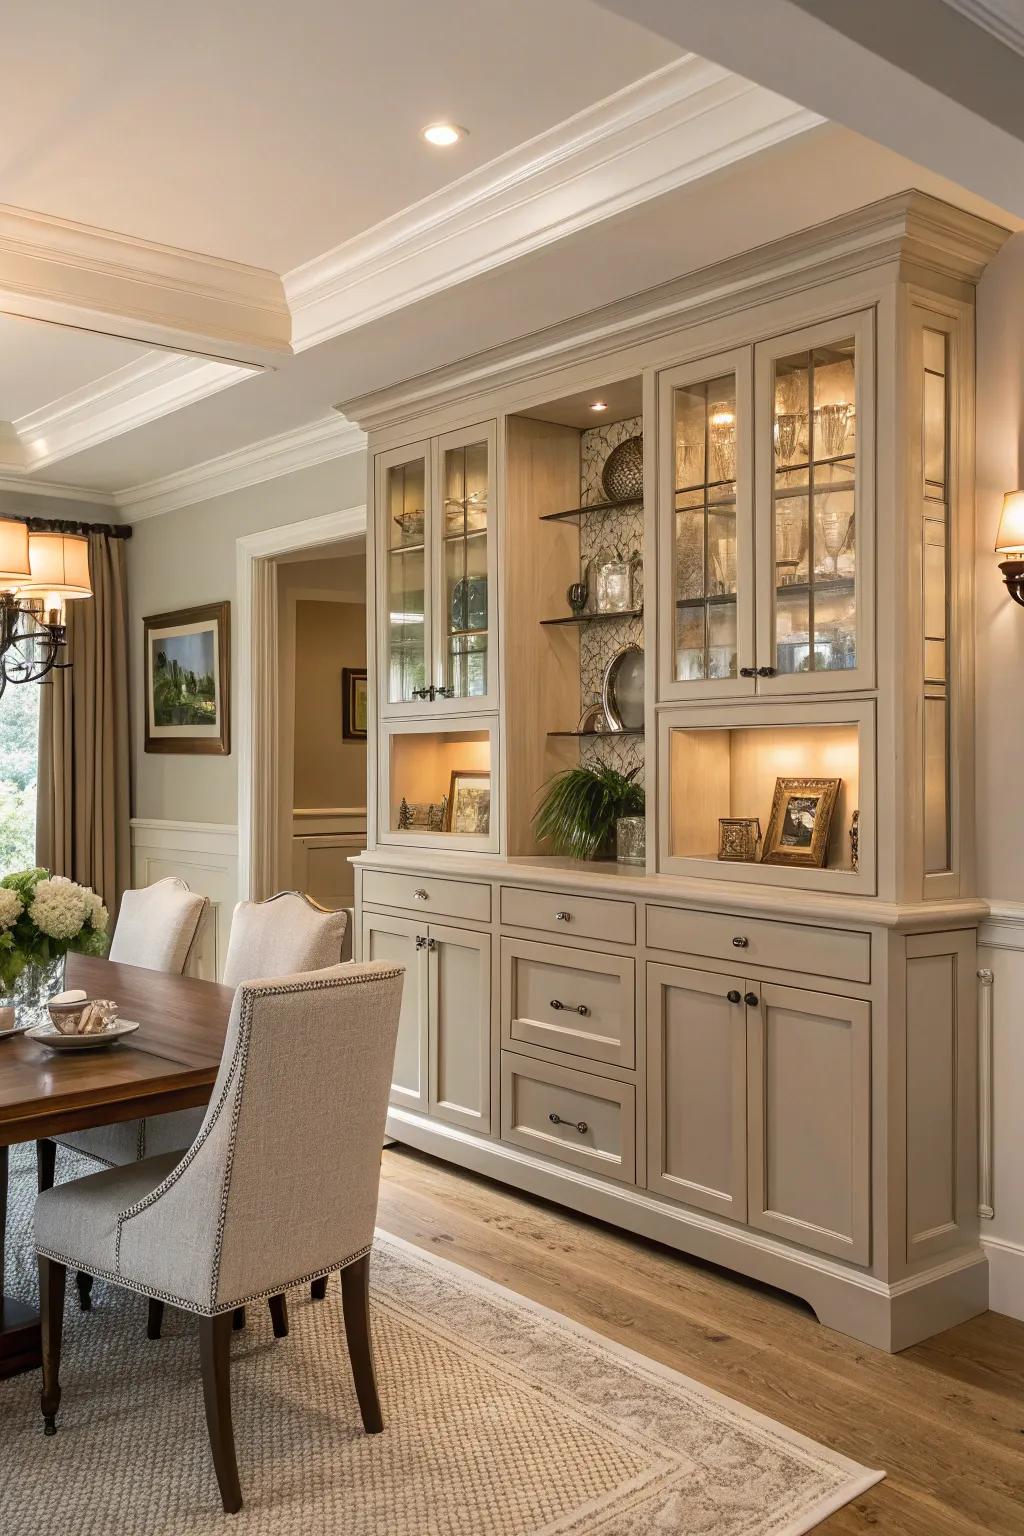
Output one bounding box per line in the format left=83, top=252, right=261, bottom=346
left=658, top=348, right=754, bottom=700
left=379, top=440, right=431, bottom=711
left=377, top=421, right=497, bottom=718
left=754, top=310, right=874, bottom=694
left=433, top=421, right=497, bottom=712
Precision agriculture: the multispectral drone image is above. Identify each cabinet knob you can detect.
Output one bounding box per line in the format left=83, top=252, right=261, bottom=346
left=727, top=989, right=742, bottom=1004
left=415, top=935, right=427, bottom=950
left=744, top=991, right=759, bottom=1007
left=731, top=935, right=748, bottom=948
left=550, top=998, right=590, bottom=1017
left=412, top=888, right=428, bottom=901
left=738, top=666, right=756, bottom=678
left=554, top=910, right=571, bottom=923
left=756, top=666, right=777, bottom=678
left=548, top=1112, right=588, bottom=1135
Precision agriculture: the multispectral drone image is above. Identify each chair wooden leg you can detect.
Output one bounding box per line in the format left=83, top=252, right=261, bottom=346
left=147, top=1298, right=165, bottom=1340
left=199, top=1314, right=242, bottom=1514
left=36, top=1139, right=57, bottom=1193
left=38, top=1256, right=66, bottom=1436
left=310, top=1275, right=328, bottom=1301
left=232, top=1307, right=245, bottom=1331
left=340, top=1253, right=383, bottom=1434
left=75, top=1271, right=94, bottom=1311
left=268, top=1293, right=289, bottom=1338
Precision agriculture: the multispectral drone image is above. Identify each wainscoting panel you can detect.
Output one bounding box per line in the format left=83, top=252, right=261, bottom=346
left=129, top=820, right=239, bottom=981
left=978, top=901, right=1024, bottom=1321
left=290, top=809, right=366, bottom=910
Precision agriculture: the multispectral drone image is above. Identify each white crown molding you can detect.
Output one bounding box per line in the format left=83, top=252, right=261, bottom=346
left=940, top=0, right=1024, bottom=55
left=0, top=203, right=291, bottom=366
left=0, top=470, right=116, bottom=506
left=114, top=414, right=367, bottom=523
left=7, top=351, right=249, bottom=471
left=284, top=56, right=822, bottom=353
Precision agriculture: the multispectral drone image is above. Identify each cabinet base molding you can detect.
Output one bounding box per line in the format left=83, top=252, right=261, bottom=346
left=386, top=1107, right=989, bottom=1353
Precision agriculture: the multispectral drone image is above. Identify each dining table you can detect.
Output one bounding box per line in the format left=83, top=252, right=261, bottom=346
left=0, top=953, right=233, bottom=1379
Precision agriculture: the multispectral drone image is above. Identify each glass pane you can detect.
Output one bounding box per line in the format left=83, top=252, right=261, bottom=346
left=672, top=371, right=738, bottom=683
left=924, top=367, right=947, bottom=493
left=386, top=457, right=427, bottom=703
left=442, top=438, right=489, bottom=698
left=920, top=327, right=951, bottom=874
left=771, top=335, right=857, bottom=674
left=924, top=692, right=950, bottom=873
left=923, top=514, right=947, bottom=682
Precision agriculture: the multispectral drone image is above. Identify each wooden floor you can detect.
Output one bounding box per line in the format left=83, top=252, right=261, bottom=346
left=377, top=1144, right=1024, bottom=1536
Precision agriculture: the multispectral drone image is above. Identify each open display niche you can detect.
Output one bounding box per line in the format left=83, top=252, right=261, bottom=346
left=504, top=376, right=647, bottom=856
left=658, top=700, right=875, bottom=893
left=380, top=720, right=498, bottom=852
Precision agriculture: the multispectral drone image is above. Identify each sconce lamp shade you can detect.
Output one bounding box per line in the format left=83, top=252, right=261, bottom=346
left=21, top=531, right=92, bottom=599
left=995, top=490, right=1024, bottom=555
left=0, top=519, right=31, bottom=585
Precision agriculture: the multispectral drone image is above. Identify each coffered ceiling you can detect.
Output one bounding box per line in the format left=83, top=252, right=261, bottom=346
left=0, top=0, right=1019, bottom=514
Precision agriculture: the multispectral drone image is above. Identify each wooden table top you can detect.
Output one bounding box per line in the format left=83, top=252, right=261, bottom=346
left=0, top=954, right=234, bottom=1147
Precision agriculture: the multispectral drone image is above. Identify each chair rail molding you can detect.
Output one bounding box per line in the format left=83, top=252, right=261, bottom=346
left=236, top=504, right=367, bottom=904
left=978, top=898, right=1024, bottom=950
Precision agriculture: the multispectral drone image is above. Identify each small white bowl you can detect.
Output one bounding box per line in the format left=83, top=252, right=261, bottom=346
left=47, top=997, right=119, bottom=1037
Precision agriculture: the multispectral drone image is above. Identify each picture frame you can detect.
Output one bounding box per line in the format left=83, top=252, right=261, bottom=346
left=718, top=817, right=762, bottom=862
left=342, top=667, right=368, bottom=741
left=144, top=602, right=230, bottom=755
left=761, top=777, right=841, bottom=868
left=444, top=769, right=491, bottom=836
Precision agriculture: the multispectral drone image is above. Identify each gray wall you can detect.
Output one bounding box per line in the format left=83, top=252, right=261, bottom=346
left=127, top=452, right=367, bottom=826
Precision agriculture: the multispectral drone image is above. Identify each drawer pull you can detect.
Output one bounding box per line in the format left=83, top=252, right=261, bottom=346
left=727, top=989, right=742, bottom=1004
left=731, top=935, right=748, bottom=948
left=548, top=1112, right=588, bottom=1134
left=744, top=991, right=759, bottom=1007
left=554, top=910, right=572, bottom=923
left=550, top=998, right=590, bottom=1017
left=412, top=888, right=429, bottom=901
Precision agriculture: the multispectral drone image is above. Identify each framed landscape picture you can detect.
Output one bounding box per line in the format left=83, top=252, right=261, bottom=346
left=342, top=667, right=368, bottom=740
left=445, top=769, right=491, bottom=836
left=761, top=776, right=840, bottom=868
left=144, top=602, right=230, bottom=755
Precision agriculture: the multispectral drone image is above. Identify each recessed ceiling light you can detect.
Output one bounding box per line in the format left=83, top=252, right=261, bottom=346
left=590, top=400, right=608, bottom=412
left=423, top=122, right=466, bottom=147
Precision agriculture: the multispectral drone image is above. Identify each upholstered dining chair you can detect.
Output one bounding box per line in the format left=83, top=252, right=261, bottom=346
left=221, top=891, right=349, bottom=991
left=36, top=877, right=211, bottom=1310
left=35, top=961, right=404, bottom=1515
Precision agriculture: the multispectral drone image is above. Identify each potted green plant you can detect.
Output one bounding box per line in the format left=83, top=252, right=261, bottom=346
left=0, top=868, right=109, bottom=1026
left=533, top=763, right=644, bottom=861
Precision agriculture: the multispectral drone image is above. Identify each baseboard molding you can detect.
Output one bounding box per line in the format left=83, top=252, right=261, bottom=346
left=982, top=1235, right=1024, bottom=1320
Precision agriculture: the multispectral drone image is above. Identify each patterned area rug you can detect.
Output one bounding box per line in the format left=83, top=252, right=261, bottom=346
left=1, top=1144, right=882, bottom=1534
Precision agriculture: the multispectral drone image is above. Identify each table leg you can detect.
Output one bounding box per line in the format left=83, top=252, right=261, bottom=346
left=0, top=1144, right=43, bottom=1378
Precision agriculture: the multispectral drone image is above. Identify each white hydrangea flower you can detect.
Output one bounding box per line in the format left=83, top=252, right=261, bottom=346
left=0, top=887, right=23, bottom=931
left=86, top=890, right=109, bottom=934
left=29, top=877, right=90, bottom=941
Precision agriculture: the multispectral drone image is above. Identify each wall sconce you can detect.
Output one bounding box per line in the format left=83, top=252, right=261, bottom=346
left=995, top=490, right=1024, bottom=606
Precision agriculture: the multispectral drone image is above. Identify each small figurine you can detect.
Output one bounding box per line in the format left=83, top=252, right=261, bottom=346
left=850, top=809, right=859, bottom=872
left=567, top=581, right=588, bottom=616
left=397, top=796, right=412, bottom=830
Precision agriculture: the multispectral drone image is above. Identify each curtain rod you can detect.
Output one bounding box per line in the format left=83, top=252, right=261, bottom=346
left=1, top=513, right=133, bottom=539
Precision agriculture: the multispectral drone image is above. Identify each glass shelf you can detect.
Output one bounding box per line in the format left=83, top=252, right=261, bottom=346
left=540, top=608, right=644, bottom=627
left=540, top=496, right=643, bottom=525
left=548, top=728, right=645, bottom=739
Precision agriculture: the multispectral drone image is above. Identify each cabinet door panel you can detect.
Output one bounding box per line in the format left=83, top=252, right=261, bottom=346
left=646, top=963, right=747, bottom=1220
left=747, top=981, right=870, bottom=1263
left=362, top=911, right=427, bottom=1111
left=377, top=440, right=433, bottom=717
left=429, top=922, right=491, bottom=1133
left=431, top=421, right=498, bottom=714
left=658, top=348, right=755, bottom=701
left=754, top=310, right=875, bottom=695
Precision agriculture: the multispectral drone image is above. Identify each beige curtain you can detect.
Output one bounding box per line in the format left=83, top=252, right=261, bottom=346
left=36, top=530, right=131, bottom=916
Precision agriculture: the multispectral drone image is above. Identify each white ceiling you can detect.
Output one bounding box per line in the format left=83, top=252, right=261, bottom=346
left=0, top=0, right=676, bottom=271
left=0, top=315, right=146, bottom=421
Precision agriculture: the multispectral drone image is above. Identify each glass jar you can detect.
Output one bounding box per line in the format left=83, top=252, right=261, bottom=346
left=616, top=816, right=646, bottom=866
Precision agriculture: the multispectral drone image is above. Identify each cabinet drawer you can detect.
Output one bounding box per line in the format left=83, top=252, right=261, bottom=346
left=646, top=905, right=870, bottom=984
left=501, top=1051, right=636, bottom=1183
left=500, top=886, right=636, bottom=945
left=362, top=870, right=491, bottom=923
left=502, top=937, right=635, bottom=1068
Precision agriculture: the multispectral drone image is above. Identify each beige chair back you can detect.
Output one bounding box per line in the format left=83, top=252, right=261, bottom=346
left=115, top=963, right=404, bottom=1312
left=222, top=891, right=348, bottom=990
left=108, top=877, right=208, bottom=974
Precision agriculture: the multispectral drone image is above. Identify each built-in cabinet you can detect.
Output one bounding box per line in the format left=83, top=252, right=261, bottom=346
left=348, top=192, right=1006, bottom=1352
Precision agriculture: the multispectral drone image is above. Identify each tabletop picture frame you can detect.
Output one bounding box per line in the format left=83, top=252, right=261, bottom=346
left=761, top=776, right=841, bottom=868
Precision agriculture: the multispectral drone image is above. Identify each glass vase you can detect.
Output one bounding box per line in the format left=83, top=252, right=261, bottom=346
left=615, top=816, right=646, bottom=866
left=13, top=953, right=67, bottom=1028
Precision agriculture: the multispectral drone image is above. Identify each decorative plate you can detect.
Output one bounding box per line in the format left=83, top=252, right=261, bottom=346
left=27, top=1019, right=141, bottom=1052
left=0, top=1017, right=37, bottom=1041
left=601, top=645, right=645, bottom=733
left=601, top=436, right=644, bottom=503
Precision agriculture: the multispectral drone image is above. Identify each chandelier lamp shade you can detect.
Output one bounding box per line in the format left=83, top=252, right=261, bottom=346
left=0, top=521, right=93, bottom=695
left=995, top=489, right=1024, bottom=607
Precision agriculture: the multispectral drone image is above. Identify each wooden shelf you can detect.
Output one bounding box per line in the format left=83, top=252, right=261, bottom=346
left=540, top=608, right=643, bottom=626
left=540, top=496, right=642, bottom=524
